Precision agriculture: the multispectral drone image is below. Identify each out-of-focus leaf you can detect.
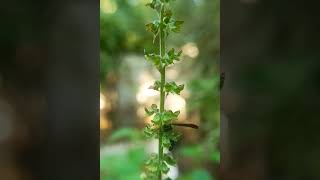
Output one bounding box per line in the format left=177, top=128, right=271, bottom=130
left=108, top=128, right=141, bottom=142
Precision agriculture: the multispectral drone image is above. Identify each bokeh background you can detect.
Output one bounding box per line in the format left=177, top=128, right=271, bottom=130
left=99, top=0, right=220, bottom=179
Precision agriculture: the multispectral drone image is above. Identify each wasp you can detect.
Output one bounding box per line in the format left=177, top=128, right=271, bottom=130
left=163, top=123, right=199, bottom=151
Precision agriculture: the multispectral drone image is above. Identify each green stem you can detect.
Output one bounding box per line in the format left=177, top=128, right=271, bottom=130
left=158, top=3, right=166, bottom=180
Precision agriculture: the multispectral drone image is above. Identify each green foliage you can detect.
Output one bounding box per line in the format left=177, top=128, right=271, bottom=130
left=144, top=48, right=183, bottom=70
left=108, top=128, right=142, bottom=143
left=179, top=169, right=213, bottom=180
left=165, top=82, right=184, bottom=95
left=100, top=147, right=146, bottom=180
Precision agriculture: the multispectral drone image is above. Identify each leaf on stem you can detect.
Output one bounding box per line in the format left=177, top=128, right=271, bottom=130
left=162, top=110, right=180, bottom=123
left=146, top=21, right=160, bottom=35
left=145, top=104, right=159, bottom=116
left=164, top=81, right=184, bottom=95
left=149, top=80, right=161, bottom=91
left=144, top=50, right=162, bottom=69
left=171, top=20, right=184, bottom=33
left=143, top=124, right=157, bottom=138
left=163, top=153, right=177, bottom=165
left=160, top=161, right=170, bottom=174
left=152, top=113, right=162, bottom=124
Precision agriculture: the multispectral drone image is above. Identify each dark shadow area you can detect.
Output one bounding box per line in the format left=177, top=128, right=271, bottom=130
left=221, top=0, right=320, bottom=180
left=0, top=0, right=99, bottom=180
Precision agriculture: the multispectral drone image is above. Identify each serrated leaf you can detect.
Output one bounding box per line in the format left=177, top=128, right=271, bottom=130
left=162, top=48, right=183, bottom=66
left=160, top=161, right=170, bottom=174
left=151, top=104, right=158, bottom=110
left=145, top=107, right=155, bottom=116
left=164, top=82, right=184, bottom=95
left=168, top=131, right=181, bottom=142
left=145, top=22, right=159, bottom=34
left=152, top=113, right=161, bottom=124
left=162, top=110, right=179, bottom=123
left=162, top=135, right=171, bottom=148
left=163, top=154, right=177, bottom=165
left=145, top=153, right=159, bottom=173
left=143, top=124, right=156, bottom=138
left=169, top=20, right=184, bottom=33
left=144, top=51, right=162, bottom=69
left=172, top=20, right=184, bottom=32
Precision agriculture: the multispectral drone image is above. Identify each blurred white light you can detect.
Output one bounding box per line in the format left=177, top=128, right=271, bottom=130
left=165, top=95, right=187, bottom=120
left=100, top=93, right=106, bottom=110
left=136, top=81, right=159, bottom=103
left=182, top=42, right=199, bottom=58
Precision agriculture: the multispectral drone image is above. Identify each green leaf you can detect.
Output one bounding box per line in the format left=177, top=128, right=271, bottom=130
left=145, top=153, right=159, bottom=173
left=164, top=81, right=184, bottom=95
left=171, top=20, right=184, bottom=33
left=145, top=153, right=158, bottom=165
left=149, top=81, right=161, bottom=91
left=168, top=131, right=181, bottom=142
left=160, top=161, right=170, bottom=174
left=143, top=124, right=156, bottom=138
left=146, top=163, right=158, bottom=173
left=152, top=113, right=161, bottom=124
left=144, top=50, right=162, bottom=69
left=162, top=135, right=171, bottom=148
left=145, top=107, right=155, bottom=116
left=162, top=110, right=179, bottom=123
left=145, top=22, right=159, bottom=35
left=163, top=154, right=177, bottom=165
left=145, top=104, right=159, bottom=116
left=162, top=48, right=183, bottom=66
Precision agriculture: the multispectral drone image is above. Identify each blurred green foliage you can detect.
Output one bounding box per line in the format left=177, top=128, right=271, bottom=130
left=100, top=146, right=146, bottom=180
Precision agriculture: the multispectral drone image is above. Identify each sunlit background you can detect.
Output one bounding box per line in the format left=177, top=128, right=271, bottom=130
left=100, top=0, right=220, bottom=179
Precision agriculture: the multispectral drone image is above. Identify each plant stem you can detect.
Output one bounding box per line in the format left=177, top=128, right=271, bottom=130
left=158, top=3, right=166, bottom=180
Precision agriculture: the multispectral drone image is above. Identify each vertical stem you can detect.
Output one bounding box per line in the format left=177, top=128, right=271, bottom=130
left=158, top=3, right=166, bottom=180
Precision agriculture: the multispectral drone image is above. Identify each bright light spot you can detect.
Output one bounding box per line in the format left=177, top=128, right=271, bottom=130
left=101, top=0, right=118, bottom=14
left=100, top=93, right=106, bottom=110
left=165, top=95, right=187, bottom=120
left=136, top=81, right=159, bottom=103
left=182, top=42, right=199, bottom=58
